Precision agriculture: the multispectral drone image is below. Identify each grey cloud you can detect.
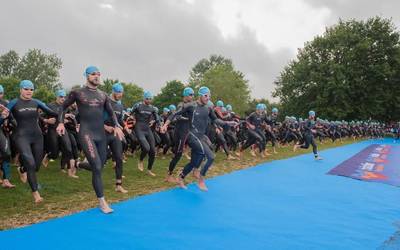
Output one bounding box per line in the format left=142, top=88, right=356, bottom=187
left=304, top=0, right=400, bottom=27
left=0, top=0, right=291, bottom=100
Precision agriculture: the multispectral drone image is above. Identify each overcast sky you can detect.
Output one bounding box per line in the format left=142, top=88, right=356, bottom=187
left=1, top=0, right=399, bottom=100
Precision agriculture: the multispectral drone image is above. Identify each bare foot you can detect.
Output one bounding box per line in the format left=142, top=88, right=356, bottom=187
left=293, top=144, right=299, bottom=152
left=192, top=169, right=201, bottom=180
left=176, top=178, right=187, bottom=189
left=18, top=167, right=27, bottom=183
left=227, top=154, right=236, bottom=160
left=115, top=185, right=128, bottom=194
left=250, top=150, right=256, bottom=157
left=2, top=179, right=15, bottom=188
left=234, top=151, right=241, bottom=157
left=197, top=178, right=208, bottom=192
left=42, top=154, right=49, bottom=168
left=138, top=161, right=144, bottom=171
left=99, top=198, right=113, bottom=214
left=61, top=169, right=67, bottom=174
left=184, top=152, right=191, bottom=160
left=315, top=156, right=323, bottom=161
left=165, top=175, right=176, bottom=183
left=148, top=170, right=156, bottom=177
left=32, top=191, right=43, bottom=203
left=68, top=168, right=79, bottom=179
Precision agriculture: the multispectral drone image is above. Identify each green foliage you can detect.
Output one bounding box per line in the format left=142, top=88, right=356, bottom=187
left=0, top=50, right=20, bottom=77
left=33, top=85, right=56, bottom=104
left=0, top=76, right=21, bottom=100
left=201, top=64, right=251, bottom=115
left=189, top=54, right=233, bottom=90
left=0, top=49, right=63, bottom=102
left=188, top=55, right=251, bottom=115
left=274, top=17, right=400, bottom=122
left=153, top=80, right=185, bottom=109
left=14, top=49, right=62, bottom=90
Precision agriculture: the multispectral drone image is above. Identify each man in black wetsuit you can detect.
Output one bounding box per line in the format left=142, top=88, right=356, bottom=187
left=162, top=86, right=237, bottom=191
left=45, top=89, right=78, bottom=178
left=161, top=87, right=194, bottom=183
left=293, top=110, right=323, bottom=160
left=104, top=82, right=127, bottom=193
left=56, top=66, right=124, bottom=214
left=0, top=85, right=15, bottom=188
left=131, top=91, right=161, bottom=177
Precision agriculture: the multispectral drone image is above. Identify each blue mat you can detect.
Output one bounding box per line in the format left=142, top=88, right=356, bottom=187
left=1, top=139, right=400, bottom=250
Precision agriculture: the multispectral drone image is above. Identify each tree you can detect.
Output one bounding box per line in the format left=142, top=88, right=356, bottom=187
left=273, top=17, right=400, bottom=121
left=33, top=85, right=56, bottom=104
left=189, top=54, right=233, bottom=90
left=153, top=80, right=185, bottom=109
left=0, top=76, right=21, bottom=100
left=14, top=49, right=62, bottom=90
left=0, top=50, right=20, bottom=77
left=201, top=64, right=251, bottom=115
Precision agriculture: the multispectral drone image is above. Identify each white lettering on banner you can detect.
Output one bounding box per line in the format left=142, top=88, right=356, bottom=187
left=360, top=162, right=375, bottom=171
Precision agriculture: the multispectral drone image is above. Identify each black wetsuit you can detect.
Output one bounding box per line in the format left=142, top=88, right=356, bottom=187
left=242, top=112, right=267, bottom=152
left=170, top=101, right=227, bottom=178
left=0, top=99, right=11, bottom=180
left=60, top=87, right=120, bottom=198
left=3, top=98, right=57, bottom=191
left=131, top=102, right=160, bottom=170
left=167, top=102, right=191, bottom=175
left=46, top=102, right=74, bottom=170
left=104, top=99, right=124, bottom=182
left=300, top=119, right=318, bottom=156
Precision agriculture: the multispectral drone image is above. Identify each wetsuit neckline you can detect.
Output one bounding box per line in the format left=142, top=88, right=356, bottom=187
left=85, top=86, right=98, bottom=91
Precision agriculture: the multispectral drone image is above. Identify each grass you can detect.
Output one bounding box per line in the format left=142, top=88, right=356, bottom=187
left=0, top=138, right=363, bottom=230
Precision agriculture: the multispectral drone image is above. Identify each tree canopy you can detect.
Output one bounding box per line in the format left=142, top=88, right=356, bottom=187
left=273, top=17, right=400, bottom=121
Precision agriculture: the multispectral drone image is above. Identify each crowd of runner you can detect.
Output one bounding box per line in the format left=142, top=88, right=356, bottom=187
left=0, top=66, right=394, bottom=213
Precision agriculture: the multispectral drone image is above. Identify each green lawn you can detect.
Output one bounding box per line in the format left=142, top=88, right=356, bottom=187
left=0, top=138, right=362, bottom=230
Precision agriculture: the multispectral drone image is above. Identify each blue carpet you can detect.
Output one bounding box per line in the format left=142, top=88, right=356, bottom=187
left=1, top=139, right=400, bottom=250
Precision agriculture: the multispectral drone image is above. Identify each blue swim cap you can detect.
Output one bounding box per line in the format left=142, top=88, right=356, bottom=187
left=182, top=87, right=194, bottom=97
left=0, top=85, right=4, bottom=93
left=272, top=108, right=278, bottom=113
left=163, top=107, right=170, bottom=113
left=56, top=89, right=66, bottom=97
left=256, top=103, right=263, bottom=110
left=20, top=80, right=35, bottom=90
left=198, top=86, right=210, bottom=96
left=84, top=66, right=100, bottom=77
left=226, top=104, right=232, bottom=111
left=143, top=91, right=153, bottom=100
left=112, top=83, right=124, bottom=93
left=309, top=110, right=316, bottom=117
left=168, top=104, right=176, bottom=111
left=221, top=107, right=227, bottom=113
left=216, top=100, right=224, bottom=107
left=262, top=104, right=267, bottom=110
